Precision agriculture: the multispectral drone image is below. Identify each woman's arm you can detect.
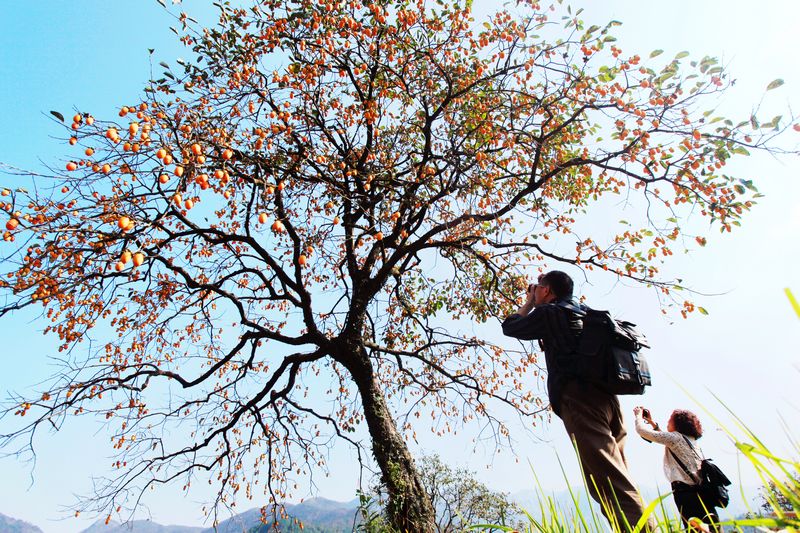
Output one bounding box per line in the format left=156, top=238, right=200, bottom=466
left=633, top=407, right=682, bottom=446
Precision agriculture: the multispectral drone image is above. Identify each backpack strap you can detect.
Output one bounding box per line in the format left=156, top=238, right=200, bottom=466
left=555, top=300, right=587, bottom=317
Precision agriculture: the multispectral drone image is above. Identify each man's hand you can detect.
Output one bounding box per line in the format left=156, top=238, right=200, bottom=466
left=514, top=282, right=536, bottom=316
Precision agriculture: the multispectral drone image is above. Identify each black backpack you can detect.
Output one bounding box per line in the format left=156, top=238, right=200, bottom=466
left=557, top=302, right=652, bottom=395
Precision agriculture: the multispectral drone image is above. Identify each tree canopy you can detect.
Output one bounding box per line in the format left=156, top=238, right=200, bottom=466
left=0, top=0, right=794, bottom=530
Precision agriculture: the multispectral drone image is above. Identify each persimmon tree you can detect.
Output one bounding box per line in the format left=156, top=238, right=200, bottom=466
left=0, top=0, right=793, bottom=530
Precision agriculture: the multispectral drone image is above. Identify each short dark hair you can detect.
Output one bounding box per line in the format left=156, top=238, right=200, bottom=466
left=670, top=409, right=703, bottom=439
left=539, top=270, right=574, bottom=300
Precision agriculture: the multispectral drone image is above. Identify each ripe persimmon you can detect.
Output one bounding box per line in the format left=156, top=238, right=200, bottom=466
left=117, top=216, right=130, bottom=229
left=121, top=250, right=132, bottom=264
left=6, top=219, right=18, bottom=231
left=132, top=252, right=144, bottom=267
left=258, top=213, right=268, bottom=224
left=66, top=162, right=78, bottom=171
left=298, top=254, right=307, bottom=266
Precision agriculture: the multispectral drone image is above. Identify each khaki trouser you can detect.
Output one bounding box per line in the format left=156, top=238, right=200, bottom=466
left=559, top=381, right=655, bottom=532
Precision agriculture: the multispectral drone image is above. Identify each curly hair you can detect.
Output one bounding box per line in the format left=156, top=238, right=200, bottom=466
left=670, top=409, right=703, bottom=439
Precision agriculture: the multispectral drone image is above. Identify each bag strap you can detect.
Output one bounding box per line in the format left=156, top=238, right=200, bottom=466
left=555, top=300, right=587, bottom=317
left=668, top=447, right=701, bottom=485
left=680, top=434, right=705, bottom=461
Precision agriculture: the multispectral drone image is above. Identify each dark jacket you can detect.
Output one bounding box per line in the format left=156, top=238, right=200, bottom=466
left=502, top=298, right=584, bottom=415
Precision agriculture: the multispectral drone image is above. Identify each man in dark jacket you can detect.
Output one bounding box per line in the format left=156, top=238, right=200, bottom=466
left=502, top=270, right=652, bottom=531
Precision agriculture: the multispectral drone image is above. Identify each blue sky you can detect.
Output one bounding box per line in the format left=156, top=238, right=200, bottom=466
left=1, top=1, right=799, bottom=532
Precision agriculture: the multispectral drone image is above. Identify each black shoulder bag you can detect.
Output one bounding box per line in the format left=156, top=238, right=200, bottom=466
left=669, top=436, right=732, bottom=509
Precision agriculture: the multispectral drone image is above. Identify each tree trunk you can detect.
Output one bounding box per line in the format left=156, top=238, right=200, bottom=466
left=344, top=343, right=436, bottom=532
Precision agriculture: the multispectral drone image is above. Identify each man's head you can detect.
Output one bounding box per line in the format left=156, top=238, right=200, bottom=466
left=531, top=270, right=573, bottom=306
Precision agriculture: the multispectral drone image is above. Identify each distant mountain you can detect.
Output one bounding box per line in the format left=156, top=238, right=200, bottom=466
left=71, top=497, right=360, bottom=533
left=80, top=519, right=202, bottom=533
left=283, top=497, right=360, bottom=532
left=208, top=508, right=264, bottom=533
left=248, top=498, right=360, bottom=533
left=0, top=513, right=44, bottom=533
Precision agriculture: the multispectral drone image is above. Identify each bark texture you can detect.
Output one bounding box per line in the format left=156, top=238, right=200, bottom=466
left=344, top=341, right=436, bottom=532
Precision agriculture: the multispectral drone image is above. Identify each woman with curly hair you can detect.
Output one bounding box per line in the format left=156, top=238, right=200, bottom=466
left=633, top=406, right=720, bottom=531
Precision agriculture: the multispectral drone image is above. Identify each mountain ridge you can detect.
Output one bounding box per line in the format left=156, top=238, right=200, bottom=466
left=74, top=497, right=360, bottom=533
left=0, top=512, right=44, bottom=533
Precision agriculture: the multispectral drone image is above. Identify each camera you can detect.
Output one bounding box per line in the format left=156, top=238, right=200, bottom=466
left=642, top=408, right=651, bottom=419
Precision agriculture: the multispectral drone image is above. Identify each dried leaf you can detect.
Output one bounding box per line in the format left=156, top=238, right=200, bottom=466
left=766, top=79, right=784, bottom=91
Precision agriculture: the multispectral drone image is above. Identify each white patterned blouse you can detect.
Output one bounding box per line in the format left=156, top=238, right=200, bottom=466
left=634, top=414, right=703, bottom=486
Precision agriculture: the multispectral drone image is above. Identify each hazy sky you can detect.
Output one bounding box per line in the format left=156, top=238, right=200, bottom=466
left=1, top=1, right=798, bottom=532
